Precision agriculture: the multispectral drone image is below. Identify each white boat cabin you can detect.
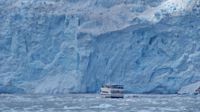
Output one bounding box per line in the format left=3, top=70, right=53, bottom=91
left=100, top=85, right=124, bottom=98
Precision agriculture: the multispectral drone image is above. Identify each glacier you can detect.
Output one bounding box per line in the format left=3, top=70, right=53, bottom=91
left=0, top=0, right=200, bottom=94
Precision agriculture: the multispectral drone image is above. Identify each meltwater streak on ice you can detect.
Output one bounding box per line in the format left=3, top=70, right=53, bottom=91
left=0, top=94, right=200, bottom=112
left=0, top=0, right=200, bottom=94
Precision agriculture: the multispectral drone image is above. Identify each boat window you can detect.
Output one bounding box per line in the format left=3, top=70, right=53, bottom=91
left=102, top=85, right=124, bottom=89
left=111, top=90, right=123, bottom=93
left=101, top=91, right=109, bottom=93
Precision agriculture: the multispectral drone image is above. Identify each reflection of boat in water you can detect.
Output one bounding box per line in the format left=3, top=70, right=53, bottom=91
left=100, top=85, right=124, bottom=98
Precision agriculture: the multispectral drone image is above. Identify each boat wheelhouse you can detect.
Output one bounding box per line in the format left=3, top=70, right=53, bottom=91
left=100, top=85, right=124, bottom=98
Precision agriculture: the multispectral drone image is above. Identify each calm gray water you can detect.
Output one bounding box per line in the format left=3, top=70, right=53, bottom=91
left=0, top=94, right=199, bottom=112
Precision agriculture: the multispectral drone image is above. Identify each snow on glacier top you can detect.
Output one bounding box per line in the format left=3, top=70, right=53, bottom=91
left=5, top=0, right=197, bottom=35
left=139, top=0, right=196, bottom=22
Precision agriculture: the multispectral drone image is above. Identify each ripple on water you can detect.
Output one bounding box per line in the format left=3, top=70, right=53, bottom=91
left=90, top=104, right=113, bottom=109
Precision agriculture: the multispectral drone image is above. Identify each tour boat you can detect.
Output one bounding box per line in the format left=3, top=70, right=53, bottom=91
left=100, top=85, right=124, bottom=98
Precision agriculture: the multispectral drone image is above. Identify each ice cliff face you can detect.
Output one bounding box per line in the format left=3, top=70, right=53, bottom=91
left=0, top=0, right=200, bottom=94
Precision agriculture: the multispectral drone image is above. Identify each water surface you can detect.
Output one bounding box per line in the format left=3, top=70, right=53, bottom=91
left=0, top=94, right=199, bottom=112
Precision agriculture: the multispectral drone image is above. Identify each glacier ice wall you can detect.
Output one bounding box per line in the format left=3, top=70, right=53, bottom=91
left=0, top=0, right=200, bottom=94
